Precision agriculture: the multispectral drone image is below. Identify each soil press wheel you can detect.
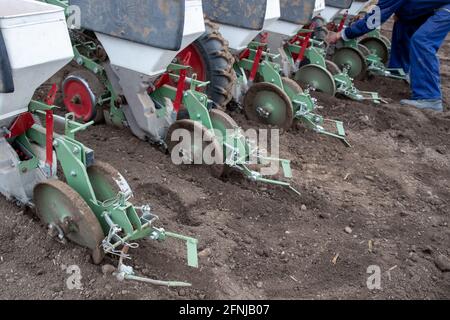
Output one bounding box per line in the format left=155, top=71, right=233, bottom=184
left=165, top=119, right=225, bottom=178
left=295, top=64, right=337, bottom=96
left=359, top=36, right=389, bottom=64
left=176, top=20, right=235, bottom=109
left=62, top=69, right=105, bottom=123
left=33, top=180, right=105, bottom=264
left=332, top=46, right=367, bottom=80
left=87, top=160, right=130, bottom=205
left=243, top=82, right=294, bottom=131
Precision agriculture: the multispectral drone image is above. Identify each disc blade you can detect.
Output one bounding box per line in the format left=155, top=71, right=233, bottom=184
left=360, top=37, right=389, bottom=64
left=34, top=180, right=104, bottom=262
left=332, top=47, right=367, bottom=80
left=295, top=64, right=336, bottom=96
left=243, top=82, right=294, bottom=130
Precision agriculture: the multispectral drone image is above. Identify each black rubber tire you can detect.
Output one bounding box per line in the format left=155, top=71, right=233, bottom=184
left=189, top=19, right=236, bottom=109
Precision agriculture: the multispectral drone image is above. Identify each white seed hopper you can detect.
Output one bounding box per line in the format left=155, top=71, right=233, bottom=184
left=0, top=0, right=73, bottom=128
left=319, top=0, right=354, bottom=23
left=96, top=0, right=205, bottom=78
left=348, top=0, right=371, bottom=17
left=203, top=0, right=281, bottom=52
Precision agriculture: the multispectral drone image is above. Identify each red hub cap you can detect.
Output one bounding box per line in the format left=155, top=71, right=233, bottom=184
left=63, top=77, right=96, bottom=122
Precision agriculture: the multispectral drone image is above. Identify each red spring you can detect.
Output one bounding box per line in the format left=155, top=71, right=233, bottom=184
left=338, top=11, right=349, bottom=32
left=45, top=83, right=58, bottom=106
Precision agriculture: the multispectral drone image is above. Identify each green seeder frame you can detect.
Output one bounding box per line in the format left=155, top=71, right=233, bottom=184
left=237, top=41, right=350, bottom=147
left=13, top=101, right=199, bottom=269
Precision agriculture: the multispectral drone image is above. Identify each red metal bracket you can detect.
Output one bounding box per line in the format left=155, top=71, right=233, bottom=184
left=45, top=83, right=58, bottom=106
left=173, top=52, right=192, bottom=113
left=338, top=11, right=349, bottom=32
left=45, top=85, right=56, bottom=172
left=45, top=110, right=54, bottom=171
left=5, top=113, right=35, bottom=139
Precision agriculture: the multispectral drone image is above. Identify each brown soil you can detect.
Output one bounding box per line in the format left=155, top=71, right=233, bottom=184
left=0, top=25, right=449, bottom=300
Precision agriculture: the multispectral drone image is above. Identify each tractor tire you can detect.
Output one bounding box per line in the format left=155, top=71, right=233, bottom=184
left=180, top=19, right=236, bottom=109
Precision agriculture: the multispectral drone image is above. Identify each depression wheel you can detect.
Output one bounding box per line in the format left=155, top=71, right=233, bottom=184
left=87, top=161, right=131, bottom=203
left=357, top=44, right=371, bottom=57
left=34, top=180, right=105, bottom=264
left=332, top=46, right=367, bottom=80
left=62, top=69, right=105, bottom=123
left=243, top=82, right=294, bottom=131
left=166, top=119, right=225, bottom=178
left=325, top=60, right=342, bottom=76
left=359, top=37, right=389, bottom=64
left=295, top=64, right=336, bottom=96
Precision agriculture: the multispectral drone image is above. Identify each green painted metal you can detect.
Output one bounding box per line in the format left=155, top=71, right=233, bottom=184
left=237, top=41, right=349, bottom=145
left=286, top=39, right=380, bottom=104
left=294, top=64, right=336, bottom=96
left=23, top=100, right=199, bottom=268
left=339, top=32, right=406, bottom=81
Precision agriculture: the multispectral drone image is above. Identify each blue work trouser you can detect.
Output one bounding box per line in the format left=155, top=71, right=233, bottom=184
left=390, top=6, right=450, bottom=100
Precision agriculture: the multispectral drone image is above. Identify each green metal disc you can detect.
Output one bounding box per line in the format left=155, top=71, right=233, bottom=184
left=332, top=47, right=367, bottom=80
left=379, top=35, right=392, bottom=49
left=33, top=180, right=104, bottom=264
left=209, top=109, right=239, bottom=136
left=243, top=82, right=294, bottom=131
left=360, top=37, right=389, bottom=64
left=295, top=64, right=336, bottom=96
left=325, top=59, right=342, bottom=76
left=87, top=161, right=127, bottom=202
left=357, top=44, right=371, bottom=57
left=86, top=161, right=129, bottom=234
left=282, top=77, right=303, bottom=97
left=209, top=109, right=246, bottom=172
left=165, top=119, right=225, bottom=178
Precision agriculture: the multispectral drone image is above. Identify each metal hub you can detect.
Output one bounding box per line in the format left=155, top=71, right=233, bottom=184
left=62, top=70, right=105, bottom=123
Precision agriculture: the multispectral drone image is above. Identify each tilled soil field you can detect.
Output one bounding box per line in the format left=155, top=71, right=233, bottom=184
left=0, top=25, right=449, bottom=300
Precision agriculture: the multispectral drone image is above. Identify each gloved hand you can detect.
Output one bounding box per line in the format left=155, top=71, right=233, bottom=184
left=325, top=31, right=341, bottom=44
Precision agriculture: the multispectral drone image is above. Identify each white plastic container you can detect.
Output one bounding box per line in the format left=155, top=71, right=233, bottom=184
left=216, top=0, right=281, bottom=52
left=97, top=0, right=205, bottom=77
left=314, top=0, right=326, bottom=16
left=348, top=0, right=369, bottom=16
left=0, top=0, right=73, bottom=127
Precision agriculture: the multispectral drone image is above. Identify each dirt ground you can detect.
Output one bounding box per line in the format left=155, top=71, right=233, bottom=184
left=0, top=24, right=449, bottom=300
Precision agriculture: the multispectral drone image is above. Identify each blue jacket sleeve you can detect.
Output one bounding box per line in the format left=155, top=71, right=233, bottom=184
left=343, top=0, right=406, bottom=39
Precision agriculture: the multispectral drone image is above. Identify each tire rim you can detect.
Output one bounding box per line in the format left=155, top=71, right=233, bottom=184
left=63, top=76, right=96, bottom=122
left=176, top=44, right=207, bottom=81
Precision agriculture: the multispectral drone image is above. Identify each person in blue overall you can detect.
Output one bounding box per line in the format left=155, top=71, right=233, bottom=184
left=327, top=0, right=450, bottom=112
